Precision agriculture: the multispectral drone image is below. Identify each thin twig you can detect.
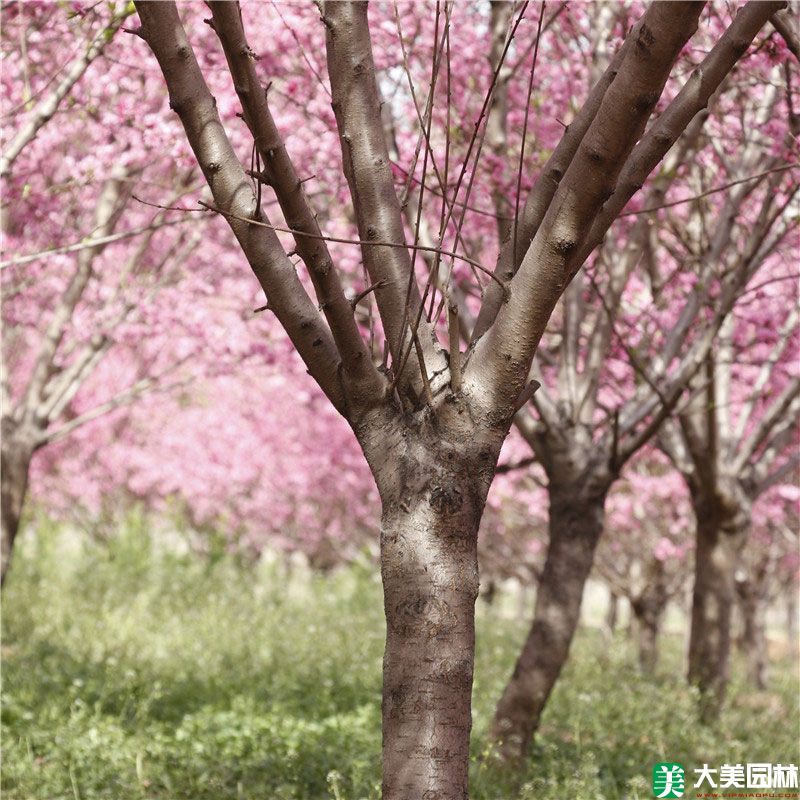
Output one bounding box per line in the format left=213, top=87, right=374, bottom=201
left=197, top=200, right=504, bottom=288
left=513, top=2, right=546, bottom=271
left=448, top=300, right=461, bottom=393
left=0, top=218, right=189, bottom=270
left=621, top=163, right=798, bottom=216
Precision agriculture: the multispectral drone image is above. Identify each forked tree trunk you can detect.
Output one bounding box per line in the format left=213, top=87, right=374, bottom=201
left=687, top=503, right=748, bottom=718
left=490, top=481, right=607, bottom=760
left=1, top=421, right=35, bottom=587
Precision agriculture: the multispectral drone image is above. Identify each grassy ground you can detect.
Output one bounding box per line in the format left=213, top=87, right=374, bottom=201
left=2, top=520, right=798, bottom=800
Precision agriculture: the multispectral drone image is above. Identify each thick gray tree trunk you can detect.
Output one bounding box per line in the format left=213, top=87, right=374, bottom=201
left=1, top=419, right=35, bottom=587
left=687, top=499, right=748, bottom=718
left=489, top=481, right=607, bottom=760
left=362, top=410, right=502, bottom=800
left=380, top=498, right=482, bottom=799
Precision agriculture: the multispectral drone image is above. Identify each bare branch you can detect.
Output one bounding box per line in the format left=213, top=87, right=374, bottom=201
left=134, top=1, right=347, bottom=414
left=323, top=1, right=447, bottom=393
left=208, top=1, right=383, bottom=402
left=41, top=367, right=192, bottom=446
left=196, top=201, right=501, bottom=286
left=771, top=8, right=800, bottom=61
left=471, top=29, right=631, bottom=341
left=735, top=377, right=800, bottom=472
left=756, top=452, right=800, bottom=496
left=468, top=2, right=706, bottom=418
left=570, top=0, right=786, bottom=271
left=21, top=173, right=133, bottom=415
left=620, top=162, right=797, bottom=217
left=731, top=307, right=798, bottom=448
left=0, top=218, right=189, bottom=271
left=448, top=301, right=462, bottom=394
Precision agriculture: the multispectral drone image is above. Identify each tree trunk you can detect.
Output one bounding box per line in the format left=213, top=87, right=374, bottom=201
left=638, top=612, right=659, bottom=674
left=380, top=494, right=482, bottom=799
left=687, top=501, right=748, bottom=718
left=361, top=411, right=501, bottom=800
left=604, top=590, right=619, bottom=637
left=632, top=559, right=669, bottom=674
left=736, top=574, right=769, bottom=690
left=490, top=482, right=607, bottom=761
left=632, top=600, right=665, bottom=674
left=787, top=584, right=799, bottom=661
left=1, top=420, right=35, bottom=587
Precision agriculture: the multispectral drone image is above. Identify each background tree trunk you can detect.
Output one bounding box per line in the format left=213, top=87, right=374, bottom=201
left=687, top=504, right=748, bottom=718
left=787, top=585, right=799, bottom=661
left=632, top=599, right=664, bottom=674
left=1, top=420, right=35, bottom=587
left=736, top=573, right=769, bottom=690
left=489, top=482, right=607, bottom=760
left=632, top=559, right=669, bottom=674
left=605, top=590, right=619, bottom=637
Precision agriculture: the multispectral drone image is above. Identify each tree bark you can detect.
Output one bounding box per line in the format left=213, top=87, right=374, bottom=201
left=637, top=612, right=660, bottom=674
left=359, top=408, right=502, bottom=800
left=687, top=500, right=748, bottom=718
left=380, top=498, right=481, bottom=799
left=632, top=601, right=662, bottom=674
left=490, top=481, right=607, bottom=760
left=1, top=420, right=35, bottom=587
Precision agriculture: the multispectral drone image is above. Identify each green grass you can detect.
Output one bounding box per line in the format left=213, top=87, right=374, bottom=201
left=2, top=520, right=798, bottom=799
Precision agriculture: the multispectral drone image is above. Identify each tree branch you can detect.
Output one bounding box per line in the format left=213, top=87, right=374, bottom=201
left=134, top=1, right=347, bottom=414
left=569, top=0, right=785, bottom=272
left=468, top=2, right=706, bottom=420
left=735, top=377, right=800, bottom=472
left=0, top=217, right=189, bottom=271
left=471, top=29, right=630, bottom=341
left=323, top=1, right=447, bottom=396
left=771, top=8, right=800, bottom=61
left=21, top=173, right=133, bottom=415
left=208, top=2, right=383, bottom=402
left=0, top=2, right=134, bottom=179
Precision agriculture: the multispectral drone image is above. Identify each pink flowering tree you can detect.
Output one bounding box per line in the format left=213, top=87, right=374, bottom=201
left=733, top=490, right=800, bottom=689
left=485, top=4, right=797, bottom=757
left=33, top=362, right=380, bottom=568
left=595, top=453, right=694, bottom=673
left=126, top=1, right=790, bottom=792
left=659, top=259, right=799, bottom=714
left=0, top=1, right=277, bottom=583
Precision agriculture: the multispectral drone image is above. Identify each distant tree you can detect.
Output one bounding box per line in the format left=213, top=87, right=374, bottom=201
left=595, top=456, right=693, bottom=674
left=1, top=3, right=248, bottom=584
left=489, top=26, right=797, bottom=753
